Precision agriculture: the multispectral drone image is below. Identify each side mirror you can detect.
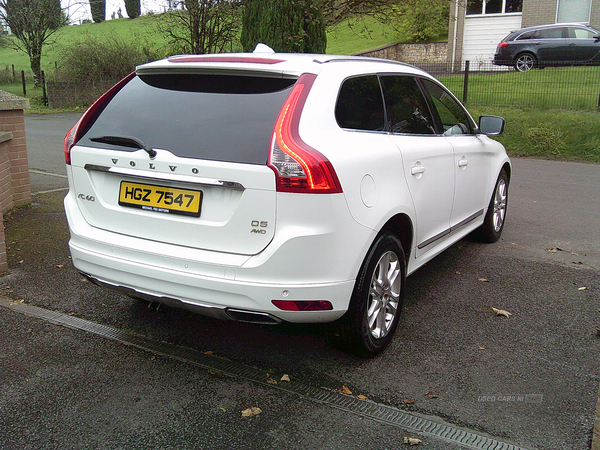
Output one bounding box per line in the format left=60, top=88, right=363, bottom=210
left=478, top=115, right=505, bottom=136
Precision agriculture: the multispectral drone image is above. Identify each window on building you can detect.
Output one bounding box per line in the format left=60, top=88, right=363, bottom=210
left=557, top=0, right=592, bottom=23
left=466, top=0, right=523, bottom=15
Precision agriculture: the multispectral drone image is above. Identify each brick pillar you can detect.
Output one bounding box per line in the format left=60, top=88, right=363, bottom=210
left=0, top=91, right=31, bottom=275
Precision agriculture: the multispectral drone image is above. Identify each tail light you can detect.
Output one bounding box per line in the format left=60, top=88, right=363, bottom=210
left=268, top=73, right=342, bottom=194
left=498, top=42, right=509, bottom=48
left=64, top=72, right=135, bottom=165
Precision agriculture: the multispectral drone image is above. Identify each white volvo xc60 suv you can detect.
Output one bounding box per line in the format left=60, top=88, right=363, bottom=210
left=64, top=47, right=510, bottom=355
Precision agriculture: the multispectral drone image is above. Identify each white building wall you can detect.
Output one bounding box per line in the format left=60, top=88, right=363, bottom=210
left=462, top=14, right=523, bottom=65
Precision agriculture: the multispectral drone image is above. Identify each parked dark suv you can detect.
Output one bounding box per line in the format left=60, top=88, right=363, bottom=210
left=493, top=23, right=600, bottom=71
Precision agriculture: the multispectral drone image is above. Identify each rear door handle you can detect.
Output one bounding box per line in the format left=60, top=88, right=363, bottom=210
left=411, top=164, right=425, bottom=176
left=458, top=157, right=468, bottom=168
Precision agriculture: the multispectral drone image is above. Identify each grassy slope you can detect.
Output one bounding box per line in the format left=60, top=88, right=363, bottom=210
left=0, top=13, right=397, bottom=75
left=469, top=106, right=600, bottom=163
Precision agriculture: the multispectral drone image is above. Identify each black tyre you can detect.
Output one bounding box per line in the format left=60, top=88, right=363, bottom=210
left=338, top=233, right=406, bottom=356
left=478, top=169, right=509, bottom=243
left=514, top=53, right=535, bottom=72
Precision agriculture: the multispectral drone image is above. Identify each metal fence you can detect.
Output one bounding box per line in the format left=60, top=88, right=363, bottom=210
left=410, top=60, right=600, bottom=110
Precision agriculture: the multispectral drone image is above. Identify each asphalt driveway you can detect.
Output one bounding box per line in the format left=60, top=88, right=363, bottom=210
left=0, top=114, right=598, bottom=449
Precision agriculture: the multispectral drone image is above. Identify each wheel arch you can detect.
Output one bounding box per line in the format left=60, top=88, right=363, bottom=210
left=501, top=162, right=512, bottom=185
left=378, top=213, right=413, bottom=265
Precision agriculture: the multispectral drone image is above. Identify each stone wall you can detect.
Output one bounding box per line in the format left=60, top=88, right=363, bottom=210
left=356, top=41, right=448, bottom=64
left=0, top=91, right=31, bottom=275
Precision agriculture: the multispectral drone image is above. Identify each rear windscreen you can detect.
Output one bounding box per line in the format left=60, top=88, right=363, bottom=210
left=79, top=74, right=296, bottom=165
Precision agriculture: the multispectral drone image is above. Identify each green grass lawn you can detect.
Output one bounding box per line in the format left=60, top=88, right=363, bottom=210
left=441, top=65, right=600, bottom=110
left=469, top=106, right=600, bottom=163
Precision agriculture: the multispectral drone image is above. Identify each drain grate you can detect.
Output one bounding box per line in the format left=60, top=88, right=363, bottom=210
left=1, top=297, right=534, bottom=450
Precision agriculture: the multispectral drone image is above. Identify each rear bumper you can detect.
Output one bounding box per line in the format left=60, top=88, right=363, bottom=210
left=69, top=239, right=353, bottom=323
left=65, top=189, right=371, bottom=324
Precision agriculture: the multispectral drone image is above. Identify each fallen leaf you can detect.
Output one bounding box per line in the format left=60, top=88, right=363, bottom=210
left=425, top=391, right=439, bottom=399
left=267, top=379, right=277, bottom=385
left=9, top=299, right=24, bottom=305
left=241, top=407, right=262, bottom=418
left=403, top=436, right=422, bottom=445
left=204, top=351, right=213, bottom=355
left=546, top=248, right=558, bottom=253
left=478, top=278, right=489, bottom=282
left=219, top=407, right=227, bottom=413
left=342, top=386, right=352, bottom=395
left=571, top=252, right=579, bottom=256
left=208, top=370, right=224, bottom=378
left=357, top=394, right=368, bottom=400
left=402, top=398, right=415, bottom=404
left=478, top=347, right=486, bottom=350
left=578, top=287, right=588, bottom=291
left=492, top=307, right=512, bottom=318
left=18, top=260, right=24, bottom=264
left=280, top=374, right=290, bottom=382
left=56, top=264, right=64, bottom=268
left=455, top=271, right=461, bottom=275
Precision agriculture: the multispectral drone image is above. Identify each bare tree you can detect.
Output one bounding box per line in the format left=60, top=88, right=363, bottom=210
left=157, top=0, right=242, bottom=55
left=0, top=0, right=67, bottom=85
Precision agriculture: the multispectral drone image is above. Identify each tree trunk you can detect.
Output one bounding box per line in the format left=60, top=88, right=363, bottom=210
left=30, top=49, right=42, bottom=87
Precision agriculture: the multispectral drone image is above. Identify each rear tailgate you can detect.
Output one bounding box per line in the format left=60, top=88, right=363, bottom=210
left=69, top=147, right=276, bottom=255
left=69, top=71, right=297, bottom=255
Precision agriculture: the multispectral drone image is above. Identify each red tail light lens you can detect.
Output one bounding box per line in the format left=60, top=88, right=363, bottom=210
left=271, top=300, right=333, bottom=311
left=498, top=42, right=509, bottom=48
left=268, top=74, right=342, bottom=194
left=64, top=72, right=135, bottom=165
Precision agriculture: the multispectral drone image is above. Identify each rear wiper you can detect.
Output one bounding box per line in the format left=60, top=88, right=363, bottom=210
left=90, top=135, right=157, bottom=158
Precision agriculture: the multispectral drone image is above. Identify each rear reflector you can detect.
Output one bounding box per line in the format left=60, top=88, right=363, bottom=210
left=271, top=300, right=333, bottom=311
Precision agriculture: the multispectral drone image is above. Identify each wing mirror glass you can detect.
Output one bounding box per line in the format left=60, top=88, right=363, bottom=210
left=478, top=115, right=505, bottom=136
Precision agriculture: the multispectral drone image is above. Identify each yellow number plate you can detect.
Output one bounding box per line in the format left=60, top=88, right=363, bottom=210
left=119, top=181, right=202, bottom=217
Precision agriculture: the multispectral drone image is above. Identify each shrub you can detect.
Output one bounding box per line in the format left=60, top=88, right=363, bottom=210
left=51, top=35, right=157, bottom=86
left=241, top=0, right=326, bottom=53
left=0, top=65, right=14, bottom=84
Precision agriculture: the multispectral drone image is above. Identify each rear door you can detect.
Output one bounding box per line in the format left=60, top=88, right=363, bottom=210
left=533, top=27, right=567, bottom=63
left=379, top=75, right=455, bottom=258
left=70, top=72, right=296, bottom=255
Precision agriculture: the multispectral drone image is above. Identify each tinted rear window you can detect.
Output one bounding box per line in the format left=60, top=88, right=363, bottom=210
left=79, top=74, right=296, bottom=165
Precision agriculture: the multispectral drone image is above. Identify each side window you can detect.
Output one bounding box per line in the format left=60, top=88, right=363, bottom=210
left=517, top=30, right=535, bottom=40
left=536, top=28, right=564, bottom=39
left=569, top=27, right=596, bottom=39
left=421, top=79, right=473, bottom=136
left=335, top=75, right=385, bottom=132
left=379, top=76, right=435, bottom=135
